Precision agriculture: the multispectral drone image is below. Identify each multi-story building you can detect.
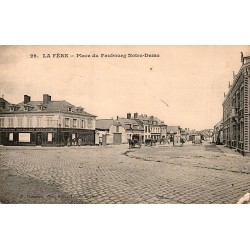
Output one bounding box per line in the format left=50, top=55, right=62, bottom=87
left=149, top=115, right=162, bottom=141
left=133, top=113, right=151, bottom=142
left=129, top=112, right=167, bottom=142
left=222, top=52, right=250, bottom=156
left=0, top=94, right=97, bottom=146
left=118, top=115, right=144, bottom=141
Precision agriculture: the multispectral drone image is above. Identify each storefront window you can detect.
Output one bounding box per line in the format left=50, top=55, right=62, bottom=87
left=9, top=133, right=13, bottom=141
left=19, top=133, right=30, bottom=142
left=48, top=133, right=53, bottom=142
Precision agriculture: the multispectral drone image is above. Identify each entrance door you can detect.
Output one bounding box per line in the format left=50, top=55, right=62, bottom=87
left=102, top=134, right=107, bottom=146
left=36, top=133, right=42, bottom=145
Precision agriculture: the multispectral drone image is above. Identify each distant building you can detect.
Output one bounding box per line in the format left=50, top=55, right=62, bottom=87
left=118, top=114, right=144, bottom=141
left=95, top=117, right=126, bottom=145
left=0, top=94, right=97, bottom=146
left=213, top=119, right=223, bottom=144
left=222, top=52, right=250, bottom=156
left=167, top=126, right=181, bottom=143
left=128, top=112, right=167, bottom=142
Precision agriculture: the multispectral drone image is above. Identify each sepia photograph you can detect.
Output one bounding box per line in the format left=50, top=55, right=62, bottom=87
left=0, top=45, right=249, bottom=204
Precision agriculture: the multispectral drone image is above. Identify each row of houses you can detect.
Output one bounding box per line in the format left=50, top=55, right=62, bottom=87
left=213, top=52, right=250, bottom=156
left=0, top=93, right=192, bottom=146
left=95, top=113, right=183, bottom=145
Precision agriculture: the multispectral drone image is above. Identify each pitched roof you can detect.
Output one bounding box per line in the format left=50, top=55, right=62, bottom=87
left=1, top=99, right=96, bottom=117
left=0, top=97, right=11, bottom=110
left=96, top=119, right=116, bottom=130
left=118, top=117, right=144, bottom=131
left=167, top=126, right=180, bottom=133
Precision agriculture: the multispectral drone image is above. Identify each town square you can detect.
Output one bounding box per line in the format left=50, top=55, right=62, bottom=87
left=0, top=46, right=250, bottom=204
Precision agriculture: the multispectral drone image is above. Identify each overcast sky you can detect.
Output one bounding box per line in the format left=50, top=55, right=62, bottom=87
left=0, top=45, right=249, bottom=130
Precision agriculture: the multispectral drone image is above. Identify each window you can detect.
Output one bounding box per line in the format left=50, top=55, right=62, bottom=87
left=37, top=117, right=42, bottom=127
left=27, top=117, right=32, bottom=127
left=19, top=133, right=30, bottom=142
left=116, top=126, right=119, bottom=133
left=65, top=118, right=70, bottom=127
left=8, top=118, right=13, bottom=127
left=87, top=118, right=92, bottom=128
left=0, top=118, right=4, bottom=127
left=9, top=133, right=13, bottom=141
left=145, top=126, right=147, bottom=133
left=47, top=117, right=53, bottom=127
left=73, top=119, right=77, bottom=128
left=68, top=107, right=73, bottom=112
left=48, top=133, right=53, bottom=142
left=81, top=120, right=85, bottom=128
left=18, top=117, right=23, bottom=127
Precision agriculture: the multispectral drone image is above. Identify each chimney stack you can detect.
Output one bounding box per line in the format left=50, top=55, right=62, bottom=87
left=24, top=95, right=31, bottom=104
left=127, top=113, right=131, bottom=119
left=134, top=112, right=138, bottom=119
left=43, top=94, right=51, bottom=105
left=0, top=98, right=6, bottom=109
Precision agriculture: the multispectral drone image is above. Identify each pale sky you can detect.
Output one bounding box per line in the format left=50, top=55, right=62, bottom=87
left=0, top=45, right=249, bottom=130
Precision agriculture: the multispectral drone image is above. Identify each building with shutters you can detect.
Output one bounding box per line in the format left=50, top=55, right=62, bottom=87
left=222, top=52, right=250, bottom=156
left=0, top=94, right=97, bottom=146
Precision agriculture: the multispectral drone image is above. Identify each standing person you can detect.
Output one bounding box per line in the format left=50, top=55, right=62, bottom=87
left=180, top=137, right=184, bottom=146
left=78, top=138, right=82, bottom=146
left=67, top=137, right=71, bottom=147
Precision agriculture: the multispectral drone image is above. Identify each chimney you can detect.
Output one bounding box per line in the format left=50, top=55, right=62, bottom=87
left=127, top=113, right=131, bottom=119
left=0, top=99, right=6, bottom=109
left=134, top=112, right=138, bottom=119
left=43, top=94, right=51, bottom=104
left=24, top=95, right=31, bottom=104
left=117, top=116, right=119, bottom=121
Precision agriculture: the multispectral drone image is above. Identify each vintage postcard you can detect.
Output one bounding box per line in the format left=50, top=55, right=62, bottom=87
left=0, top=45, right=250, bottom=204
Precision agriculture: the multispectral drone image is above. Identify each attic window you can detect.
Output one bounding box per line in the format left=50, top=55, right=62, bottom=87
left=68, top=107, right=73, bottom=112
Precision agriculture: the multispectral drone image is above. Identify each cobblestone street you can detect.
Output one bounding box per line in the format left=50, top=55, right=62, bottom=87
left=1, top=142, right=250, bottom=204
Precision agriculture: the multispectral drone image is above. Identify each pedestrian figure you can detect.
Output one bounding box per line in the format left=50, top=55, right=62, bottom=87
left=180, top=137, right=185, bottom=146
left=78, top=138, right=82, bottom=146
left=67, top=137, right=71, bottom=147
left=192, top=137, right=195, bottom=145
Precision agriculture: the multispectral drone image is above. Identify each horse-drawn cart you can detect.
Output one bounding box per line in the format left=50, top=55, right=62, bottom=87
left=128, top=135, right=142, bottom=148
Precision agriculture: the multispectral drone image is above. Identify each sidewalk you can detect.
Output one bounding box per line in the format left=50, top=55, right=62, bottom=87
left=216, top=144, right=243, bottom=157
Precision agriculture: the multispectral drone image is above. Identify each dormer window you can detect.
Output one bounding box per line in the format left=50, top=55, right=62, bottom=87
left=76, top=107, right=84, bottom=113
left=68, top=107, right=73, bottom=112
